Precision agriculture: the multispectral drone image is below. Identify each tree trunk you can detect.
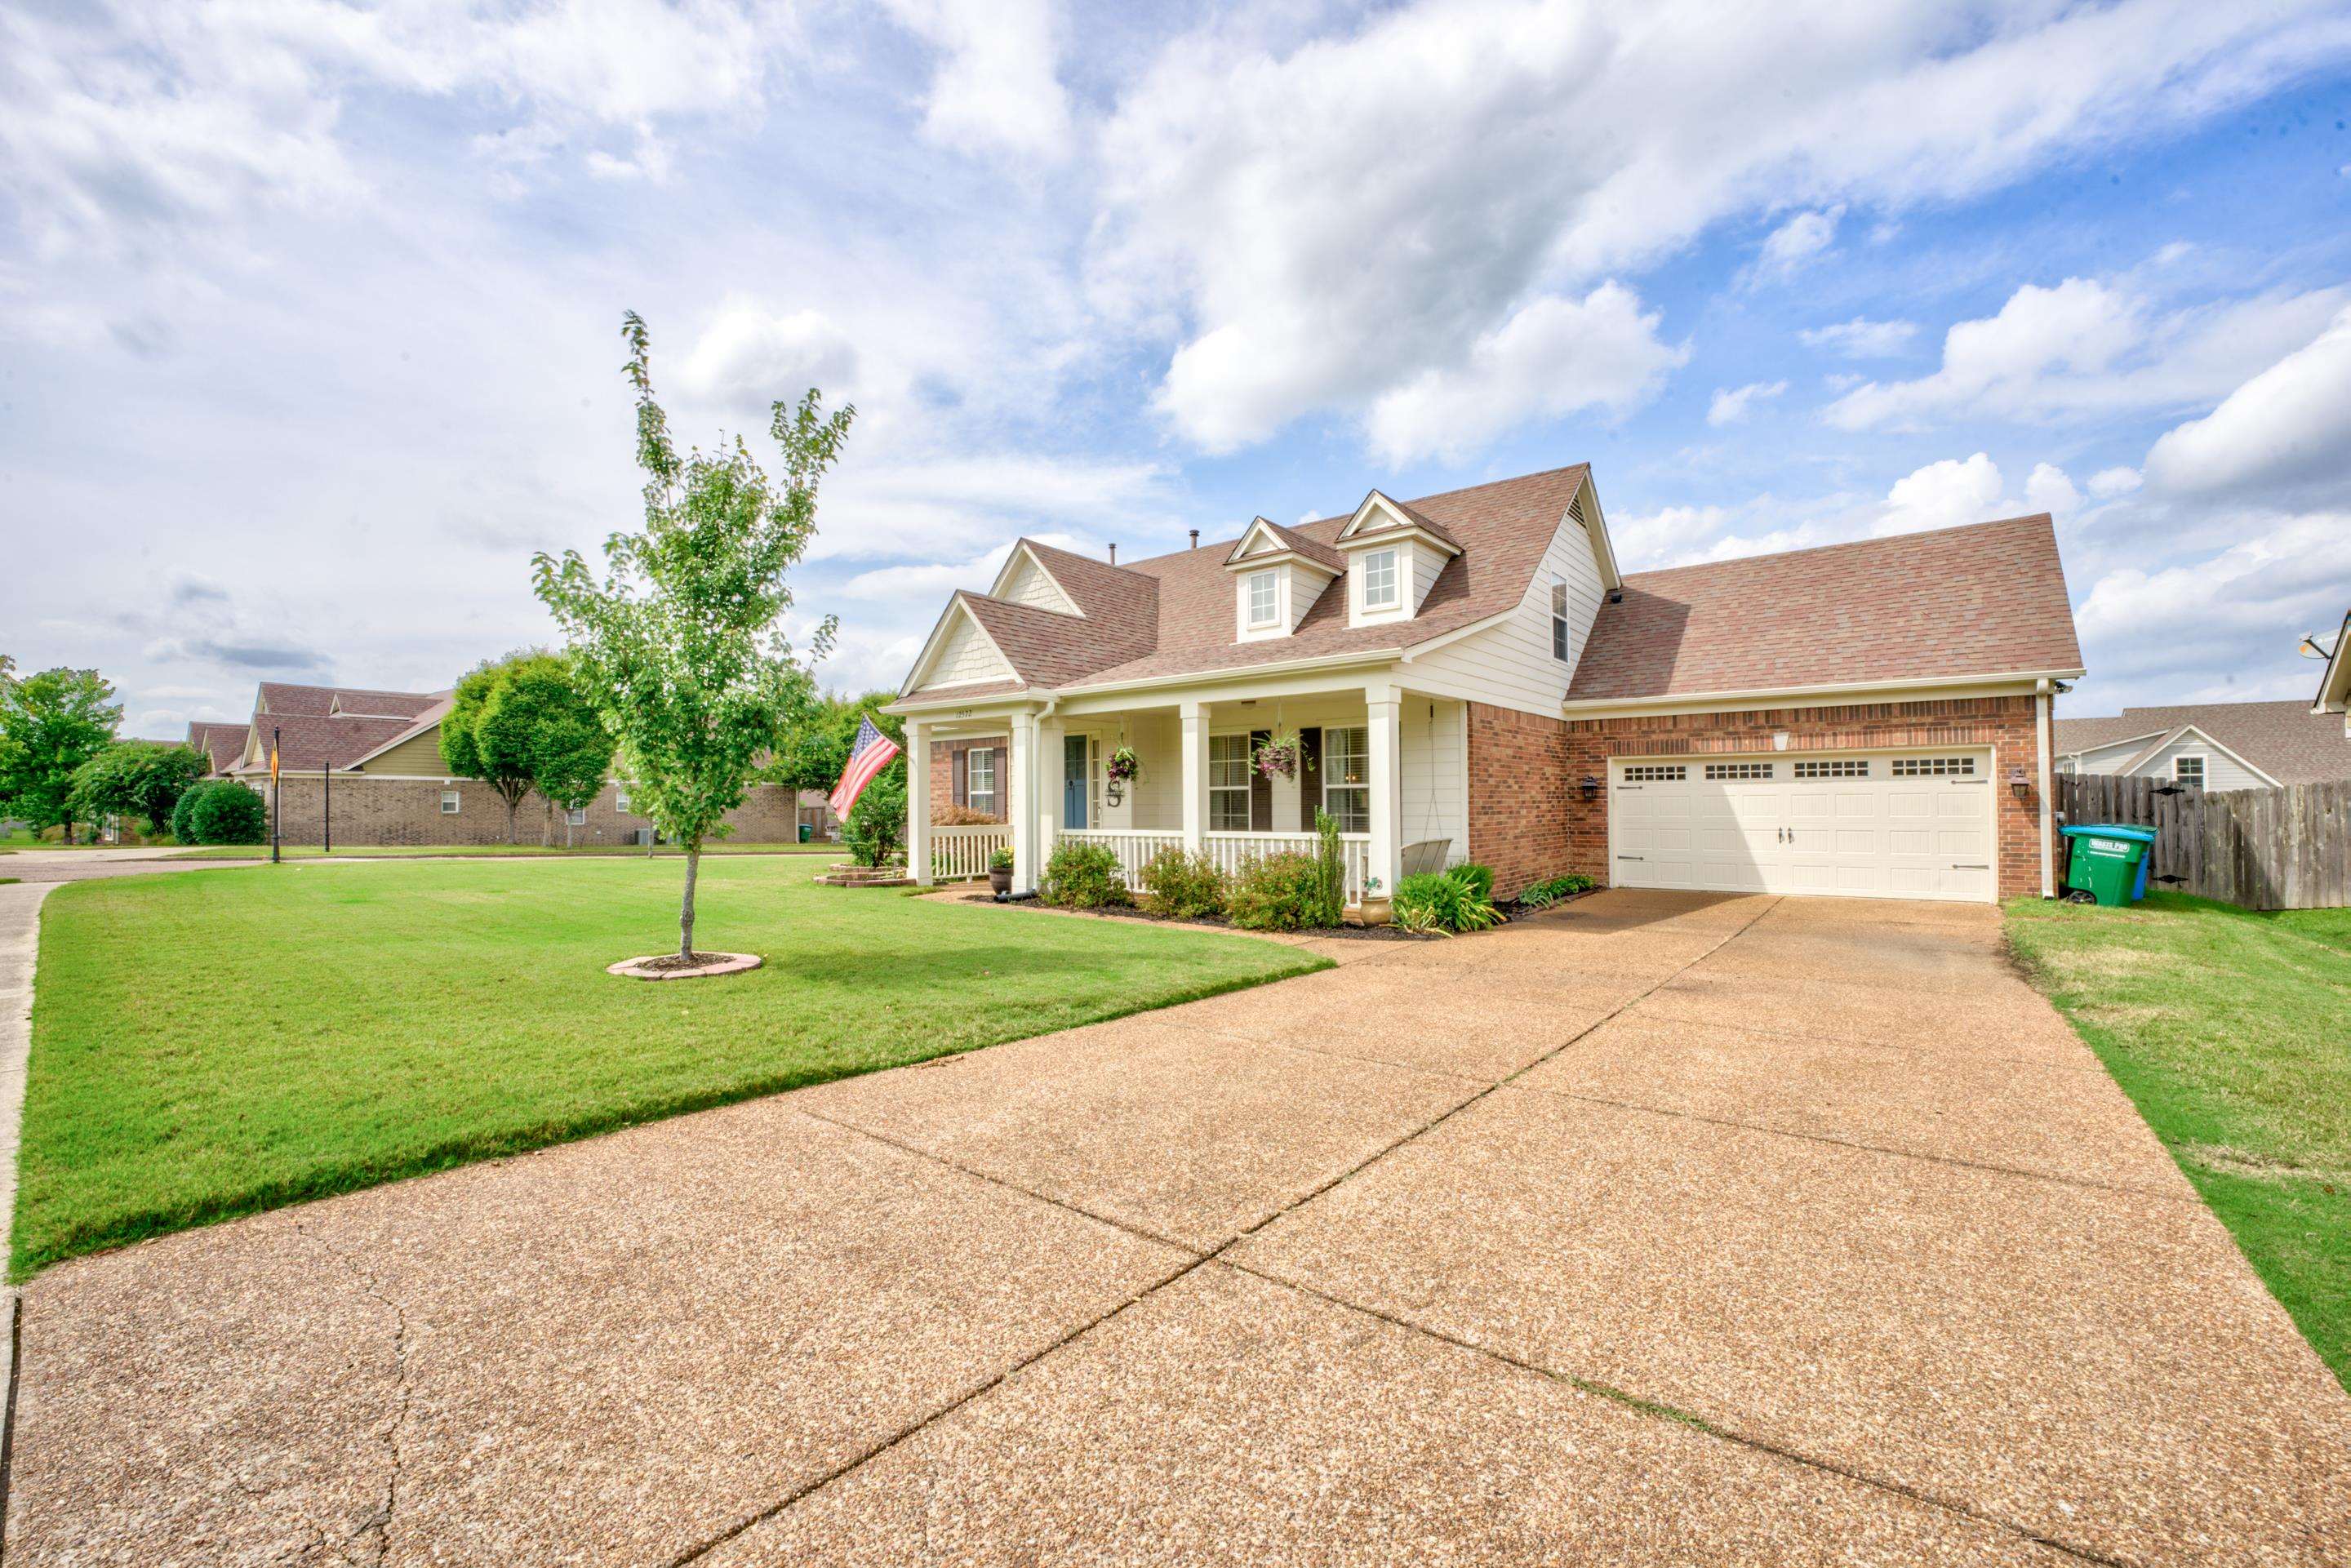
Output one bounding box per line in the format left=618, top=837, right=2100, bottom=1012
left=505, top=794, right=518, bottom=845
left=678, top=843, right=701, bottom=960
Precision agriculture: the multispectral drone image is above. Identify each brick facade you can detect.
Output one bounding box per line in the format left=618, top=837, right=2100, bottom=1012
left=1465, top=703, right=1575, bottom=899
left=1562, top=695, right=2048, bottom=900
left=262, top=777, right=806, bottom=848
left=929, top=736, right=1010, bottom=824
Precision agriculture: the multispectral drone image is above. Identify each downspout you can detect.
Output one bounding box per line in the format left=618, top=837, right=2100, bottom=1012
left=2036, top=677, right=2055, bottom=899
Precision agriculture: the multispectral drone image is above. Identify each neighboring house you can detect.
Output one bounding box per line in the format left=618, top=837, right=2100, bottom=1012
left=885, top=464, right=2084, bottom=906
left=209, top=680, right=801, bottom=846
left=2054, top=700, right=2351, bottom=790
left=2311, top=608, right=2351, bottom=735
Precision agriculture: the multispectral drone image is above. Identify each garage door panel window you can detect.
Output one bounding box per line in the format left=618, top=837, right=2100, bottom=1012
left=1891, top=756, right=1975, bottom=776
left=1621, top=763, right=1686, bottom=783
left=1704, top=762, right=1774, bottom=780
left=1793, top=759, right=1869, bottom=779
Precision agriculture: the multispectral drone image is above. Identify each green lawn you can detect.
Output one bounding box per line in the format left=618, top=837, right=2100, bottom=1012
left=17, top=856, right=1324, bottom=1277
left=173, top=841, right=838, bottom=860
left=2007, top=892, right=2351, bottom=1391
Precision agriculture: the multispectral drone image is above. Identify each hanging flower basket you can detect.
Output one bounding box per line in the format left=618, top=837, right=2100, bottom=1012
left=1105, top=745, right=1142, bottom=784
left=1254, top=729, right=1302, bottom=781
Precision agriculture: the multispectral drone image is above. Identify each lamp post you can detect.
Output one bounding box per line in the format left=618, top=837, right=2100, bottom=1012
left=322, top=750, right=331, bottom=855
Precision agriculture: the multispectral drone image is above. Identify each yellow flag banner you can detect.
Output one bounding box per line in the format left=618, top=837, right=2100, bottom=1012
left=269, top=744, right=279, bottom=784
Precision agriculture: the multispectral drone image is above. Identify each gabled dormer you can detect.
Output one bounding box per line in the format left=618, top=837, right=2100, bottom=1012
left=1334, top=490, right=1463, bottom=628
left=987, top=540, right=1083, bottom=617
left=1225, top=517, right=1342, bottom=642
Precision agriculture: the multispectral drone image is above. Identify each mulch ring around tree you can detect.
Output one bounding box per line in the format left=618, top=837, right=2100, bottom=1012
left=605, top=952, right=765, bottom=981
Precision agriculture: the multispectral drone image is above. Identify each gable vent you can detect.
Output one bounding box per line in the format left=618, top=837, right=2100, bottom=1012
left=1567, top=493, right=1586, bottom=526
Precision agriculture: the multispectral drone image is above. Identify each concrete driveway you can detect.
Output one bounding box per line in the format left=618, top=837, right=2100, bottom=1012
left=7, top=890, right=2345, bottom=1565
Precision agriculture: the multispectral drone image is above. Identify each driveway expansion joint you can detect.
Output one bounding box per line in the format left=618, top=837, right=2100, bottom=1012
left=1502, top=1082, right=2202, bottom=1204
left=311, top=1224, right=415, bottom=1567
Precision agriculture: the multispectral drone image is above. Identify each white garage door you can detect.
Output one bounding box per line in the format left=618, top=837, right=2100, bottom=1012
left=1609, top=749, right=1997, bottom=903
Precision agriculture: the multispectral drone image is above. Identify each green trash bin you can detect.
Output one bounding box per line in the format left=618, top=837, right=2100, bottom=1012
left=2061, top=824, right=2155, bottom=906
left=798, top=823, right=812, bottom=843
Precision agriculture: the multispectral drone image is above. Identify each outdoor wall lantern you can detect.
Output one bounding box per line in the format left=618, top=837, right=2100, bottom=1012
left=2008, top=766, right=2029, bottom=799
left=1580, top=775, right=1602, bottom=802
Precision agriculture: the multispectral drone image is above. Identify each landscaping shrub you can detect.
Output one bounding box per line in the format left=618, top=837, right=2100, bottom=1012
left=1138, top=846, right=1226, bottom=918
left=1308, top=811, right=1346, bottom=927
left=1452, top=861, right=1496, bottom=903
left=1227, top=850, right=1325, bottom=931
left=1393, top=864, right=1504, bottom=935
left=168, top=784, right=207, bottom=844
left=1039, top=840, right=1128, bottom=909
left=987, top=845, right=1014, bottom=872
left=184, top=780, right=267, bottom=845
left=1516, top=873, right=1596, bottom=909
left=843, top=766, right=905, bottom=868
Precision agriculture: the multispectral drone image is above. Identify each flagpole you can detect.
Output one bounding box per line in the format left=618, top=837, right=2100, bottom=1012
left=322, top=748, right=331, bottom=855
left=270, top=725, right=281, bottom=864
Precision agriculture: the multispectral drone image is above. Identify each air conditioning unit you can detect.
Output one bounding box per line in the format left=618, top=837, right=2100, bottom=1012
left=633, top=828, right=656, bottom=846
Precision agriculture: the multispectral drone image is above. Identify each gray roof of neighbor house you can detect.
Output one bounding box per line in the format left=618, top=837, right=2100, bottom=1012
left=1566, top=514, right=2082, bottom=703
left=187, top=721, right=251, bottom=775
left=899, top=464, right=1594, bottom=703
left=2054, top=700, right=2351, bottom=785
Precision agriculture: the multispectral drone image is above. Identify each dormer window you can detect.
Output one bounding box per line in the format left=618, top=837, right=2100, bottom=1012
left=1247, top=570, right=1278, bottom=627
left=1362, top=549, right=1400, bottom=611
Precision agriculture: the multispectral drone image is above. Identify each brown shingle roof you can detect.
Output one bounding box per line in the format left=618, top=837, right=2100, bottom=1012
left=230, top=713, right=417, bottom=773
left=256, top=682, right=445, bottom=719
left=1566, top=514, right=2082, bottom=703
left=900, top=464, right=1593, bottom=702
left=2055, top=701, right=2351, bottom=785
left=187, top=722, right=251, bottom=775
left=1226, top=517, right=1346, bottom=573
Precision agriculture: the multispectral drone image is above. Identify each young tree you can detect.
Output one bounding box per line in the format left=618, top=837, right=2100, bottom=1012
left=72, top=740, right=208, bottom=837
left=0, top=667, right=121, bottom=841
left=440, top=654, right=541, bottom=842
left=535, top=312, right=850, bottom=959
left=841, top=761, right=907, bottom=868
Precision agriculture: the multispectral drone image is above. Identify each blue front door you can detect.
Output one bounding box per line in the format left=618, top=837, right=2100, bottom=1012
left=1064, top=735, right=1089, bottom=828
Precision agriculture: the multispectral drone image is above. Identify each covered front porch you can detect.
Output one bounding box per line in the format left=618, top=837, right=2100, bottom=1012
left=906, top=678, right=1470, bottom=911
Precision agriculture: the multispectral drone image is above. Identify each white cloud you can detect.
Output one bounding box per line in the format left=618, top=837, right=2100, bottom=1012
left=1095, top=0, right=2351, bottom=456
left=874, top=0, right=1071, bottom=159
left=1879, top=452, right=2007, bottom=535
left=1826, top=276, right=2345, bottom=430
left=2142, top=304, right=2351, bottom=502
left=2024, top=461, right=2082, bottom=518
left=1362, top=284, right=1687, bottom=466
left=678, top=304, right=864, bottom=411
left=1747, top=206, right=1842, bottom=284
left=812, top=454, right=1177, bottom=562
left=2088, top=466, right=2143, bottom=498
left=1798, top=317, right=1917, bottom=358
left=1705, top=380, right=1787, bottom=426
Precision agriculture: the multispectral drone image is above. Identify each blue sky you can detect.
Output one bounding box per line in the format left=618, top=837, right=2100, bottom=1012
left=5, top=0, right=2350, bottom=737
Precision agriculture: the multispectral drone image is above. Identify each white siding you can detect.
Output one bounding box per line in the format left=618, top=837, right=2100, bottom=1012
left=1400, top=696, right=1465, bottom=864
left=927, top=611, right=1014, bottom=687
left=2067, top=731, right=2273, bottom=789
left=1410, top=540, right=1446, bottom=612
left=1406, top=491, right=1606, bottom=718
left=998, top=553, right=1078, bottom=615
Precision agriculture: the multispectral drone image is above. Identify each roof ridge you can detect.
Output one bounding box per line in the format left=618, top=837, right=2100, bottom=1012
left=1624, top=513, right=2055, bottom=582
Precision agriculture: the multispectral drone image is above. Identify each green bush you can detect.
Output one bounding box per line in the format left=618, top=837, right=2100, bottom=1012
left=1228, top=849, right=1326, bottom=931
left=182, top=780, right=267, bottom=845
left=1516, top=873, right=1596, bottom=909
left=1308, top=811, right=1346, bottom=927
left=1039, top=840, right=1127, bottom=909
left=987, top=844, right=1014, bottom=872
left=168, top=783, right=207, bottom=844
left=1138, top=846, right=1226, bottom=918
left=1452, top=861, right=1495, bottom=903
left=843, top=766, right=905, bottom=868
left=1393, top=864, right=1504, bottom=935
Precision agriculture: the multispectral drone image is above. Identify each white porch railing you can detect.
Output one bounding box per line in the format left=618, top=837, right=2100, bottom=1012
left=1052, top=828, right=1371, bottom=904
left=1058, top=828, right=1182, bottom=888
left=1204, top=831, right=1372, bottom=904
left=931, top=824, right=1009, bottom=881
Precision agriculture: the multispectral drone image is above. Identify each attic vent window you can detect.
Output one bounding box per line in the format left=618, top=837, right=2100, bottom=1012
left=1362, top=549, right=1400, bottom=610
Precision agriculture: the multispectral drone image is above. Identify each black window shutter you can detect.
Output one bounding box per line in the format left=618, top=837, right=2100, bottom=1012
left=951, top=747, right=967, bottom=807
left=1299, top=727, right=1322, bottom=830
left=1249, top=729, right=1273, bottom=831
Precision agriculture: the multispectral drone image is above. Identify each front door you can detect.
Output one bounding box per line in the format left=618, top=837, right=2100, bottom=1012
left=1064, top=735, right=1090, bottom=828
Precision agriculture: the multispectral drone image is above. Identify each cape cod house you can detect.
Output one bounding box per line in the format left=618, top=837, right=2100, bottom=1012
left=886, top=464, right=2084, bottom=910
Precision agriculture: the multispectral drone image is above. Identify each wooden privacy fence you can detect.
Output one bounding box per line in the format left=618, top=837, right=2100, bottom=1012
left=2055, top=775, right=2351, bottom=910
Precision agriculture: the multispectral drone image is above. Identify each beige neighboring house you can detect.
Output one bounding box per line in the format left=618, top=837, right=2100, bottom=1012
left=886, top=463, right=2085, bottom=908
left=2054, top=700, right=2351, bottom=791
left=206, top=680, right=804, bottom=846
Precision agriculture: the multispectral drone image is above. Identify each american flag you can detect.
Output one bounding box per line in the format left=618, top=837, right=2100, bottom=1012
left=829, top=714, right=902, bottom=818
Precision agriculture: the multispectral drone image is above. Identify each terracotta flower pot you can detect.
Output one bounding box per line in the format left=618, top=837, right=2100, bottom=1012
left=989, top=867, right=1012, bottom=896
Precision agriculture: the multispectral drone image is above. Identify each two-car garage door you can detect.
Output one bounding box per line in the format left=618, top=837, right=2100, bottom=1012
left=1609, top=749, right=1997, bottom=903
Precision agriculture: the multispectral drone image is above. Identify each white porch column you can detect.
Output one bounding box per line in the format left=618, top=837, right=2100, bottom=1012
left=904, top=718, right=931, bottom=885
left=1179, top=697, right=1207, bottom=852
left=1366, top=682, right=1402, bottom=903
left=1037, top=713, right=1065, bottom=884
left=1008, top=712, right=1040, bottom=894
